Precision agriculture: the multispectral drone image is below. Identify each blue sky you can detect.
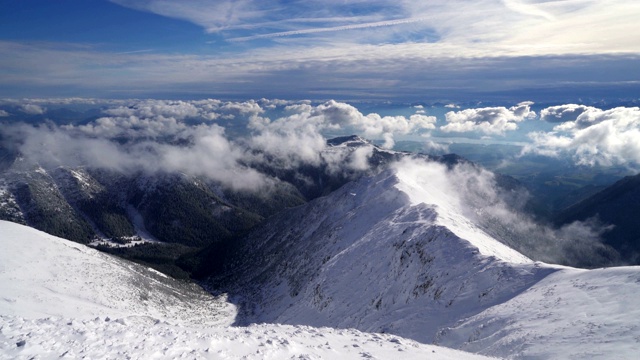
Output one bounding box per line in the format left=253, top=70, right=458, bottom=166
left=0, top=0, right=639, bottom=101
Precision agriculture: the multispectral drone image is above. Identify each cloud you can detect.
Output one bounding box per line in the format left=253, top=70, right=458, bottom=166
left=393, top=157, right=619, bottom=267
left=421, top=140, right=449, bottom=155
left=539, top=104, right=593, bottom=123
left=19, top=104, right=46, bottom=115
left=526, top=106, right=640, bottom=167
left=110, top=0, right=262, bottom=33
left=6, top=121, right=268, bottom=191
left=103, top=100, right=201, bottom=120
left=248, top=100, right=437, bottom=166
left=110, top=0, right=640, bottom=58
left=440, top=102, right=536, bottom=135
left=1, top=98, right=440, bottom=191
left=322, top=144, right=375, bottom=175
left=313, top=101, right=436, bottom=148
left=229, top=17, right=429, bottom=42
left=2, top=0, right=639, bottom=100
left=0, top=110, right=9, bottom=117
left=2, top=37, right=639, bottom=101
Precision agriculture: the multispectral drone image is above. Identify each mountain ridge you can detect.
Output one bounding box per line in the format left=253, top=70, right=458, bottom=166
left=212, top=161, right=555, bottom=343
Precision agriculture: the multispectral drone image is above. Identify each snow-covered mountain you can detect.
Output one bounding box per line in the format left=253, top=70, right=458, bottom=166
left=213, top=159, right=640, bottom=359
left=0, top=220, right=492, bottom=360
left=2, top=139, right=639, bottom=358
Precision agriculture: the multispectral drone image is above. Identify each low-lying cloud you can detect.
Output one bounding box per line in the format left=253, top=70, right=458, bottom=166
left=0, top=97, right=628, bottom=266
left=1, top=98, right=437, bottom=190
left=441, top=101, right=535, bottom=135
left=393, top=157, right=619, bottom=268
left=526, top=105, right=640, bottom=168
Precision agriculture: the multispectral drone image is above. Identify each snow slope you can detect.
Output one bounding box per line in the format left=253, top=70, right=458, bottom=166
left=437, top=266, right=640, bottom=359
left=0, top=220, right=492, bottom=360
left=215, top=160, right=640, bottom=359
left=216, top=165, right=554, bottom=341
left=0, top=220, right=232, bottom=324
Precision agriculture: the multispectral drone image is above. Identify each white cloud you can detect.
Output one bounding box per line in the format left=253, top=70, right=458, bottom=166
left=421, top=140, right=449, bottom=155
left=110, top=0, right=640, bottom=57
left=441, top=102, right=535, bottom=135
left=317, top=101, right=436, bottom=146
left=540, top=104, right=594, bottom=123
left=393, top=157, right=618, bottom=266
left=9, top=121, right=269, bottom=191
left=110, top=0, right=262, bottom=33
left=1, top=1, right=639, bottom=100
left=19, top=104, right=46, bottom=115
left=4, top=98, right=436, bottom=189
left=0, top=110, right=9, bottom=117
left=526, top=106, right=640, bottom=167
left=103, top=100, right=201, bottom=120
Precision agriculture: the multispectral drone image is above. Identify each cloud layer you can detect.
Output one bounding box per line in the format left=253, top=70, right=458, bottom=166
left=0, top=97, right=630, bottom=266
left=441, top=102, right=535, bottom=135
left=526, top=105, right=640, bottom=167
left=3, top=98, right=640, bottom=182
left=2, top=1, right=639, bottom=99
left=1, top=99, right=436, bottom=189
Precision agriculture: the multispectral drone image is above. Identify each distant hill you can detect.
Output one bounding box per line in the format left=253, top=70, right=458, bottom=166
left=555, top=173, right=640, bottom=263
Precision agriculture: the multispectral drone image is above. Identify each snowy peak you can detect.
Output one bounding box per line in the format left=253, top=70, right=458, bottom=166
left=393, top=161, right=532, bottom=264
left=326, top=135, right=371, bottom=147
left=216, top=160, right=547, bottom=343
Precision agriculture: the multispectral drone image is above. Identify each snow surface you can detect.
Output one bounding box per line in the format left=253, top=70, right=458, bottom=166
left=0, top=220, right=492, bottom=360
left=0, top=220, right=233, bottom=324
left=214, top=162, right=640, bottom=359
left=394, top=161, right=531, bottom=264
left=3, top=157, right=640, bottom=359
left=437, top=266, right=640, bottom=359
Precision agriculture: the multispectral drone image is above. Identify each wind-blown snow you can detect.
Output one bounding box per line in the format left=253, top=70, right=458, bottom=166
left=0, top=220, right=492, bottom=360
left=394, top=161, right=531, bottom=264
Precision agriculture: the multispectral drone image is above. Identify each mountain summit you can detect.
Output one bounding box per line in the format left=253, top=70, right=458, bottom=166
left=212, top=158, right=640, bottom=359
left=215, top=159, right=548, bottom=337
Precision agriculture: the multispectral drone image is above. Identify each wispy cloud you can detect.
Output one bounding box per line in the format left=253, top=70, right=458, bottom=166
left=116, top=49, right=154, bottom=55
left=229, top=17, right=428, bottom=42
left=1, top=39, right=638, bottom=101
left=2, top=0, right=639, bottom=100
left=110, top=0, right=640, bottom=55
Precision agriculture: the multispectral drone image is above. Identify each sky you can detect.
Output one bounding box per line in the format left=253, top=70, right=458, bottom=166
left=0, top=0, right=639, bottom=101
left=1, top=1, right=640, bottom=174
